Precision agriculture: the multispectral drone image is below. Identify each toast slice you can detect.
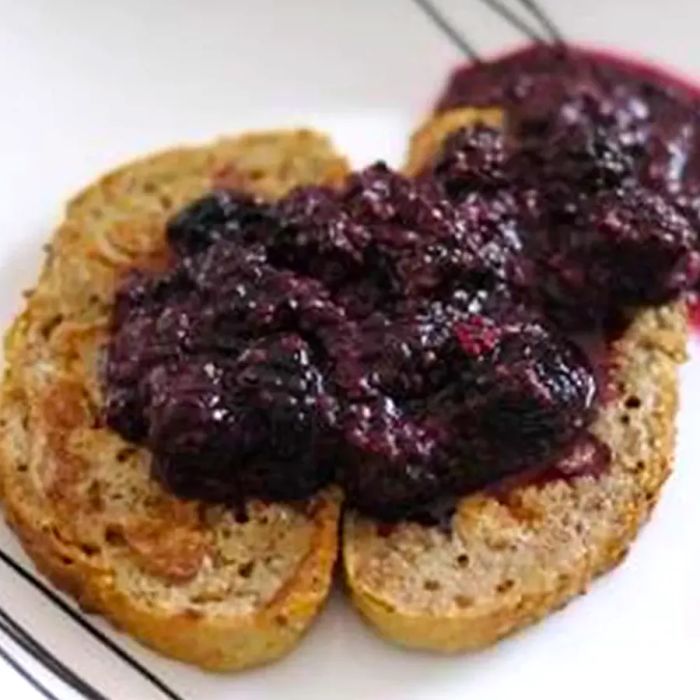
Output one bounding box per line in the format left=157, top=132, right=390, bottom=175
left=343, top=109, right=687, bottom=652
left=0, top=130, right=348, bottom=671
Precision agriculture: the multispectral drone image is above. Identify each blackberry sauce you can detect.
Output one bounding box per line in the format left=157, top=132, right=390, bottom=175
left=104, top=45, right=700, bottom=520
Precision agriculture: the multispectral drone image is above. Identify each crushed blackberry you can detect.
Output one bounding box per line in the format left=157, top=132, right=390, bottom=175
left=537, top=186, right=700, bottom=327
left=167, top=189, right=277, bottom=254
left=430, top=125, right=508, bottom=196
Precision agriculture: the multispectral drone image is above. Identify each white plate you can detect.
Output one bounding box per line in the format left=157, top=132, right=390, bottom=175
left=0, top=1, right=698, bottom=698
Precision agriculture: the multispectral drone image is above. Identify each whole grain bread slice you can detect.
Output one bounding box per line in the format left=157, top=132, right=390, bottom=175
left=343, top=109, right=687, bottom=652
left=0, top=130, right=348, bottom=671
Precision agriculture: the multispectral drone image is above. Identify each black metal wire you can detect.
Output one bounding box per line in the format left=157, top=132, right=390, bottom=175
left=0, top=607, right=108, bottom=700
left=412, top=0, right=482, bottom=61
left=518, top=0, right=564, bottom=42
left=477, top=0, right=545, bottom=42
left=0, top=641, right=61, bottom=700
left=0, top=548, right=184, bottom=700
left=412, top=0, right=566, bottom=67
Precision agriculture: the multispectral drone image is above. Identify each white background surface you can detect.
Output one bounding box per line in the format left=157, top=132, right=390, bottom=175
left=0, top=1, right=698, bottom=698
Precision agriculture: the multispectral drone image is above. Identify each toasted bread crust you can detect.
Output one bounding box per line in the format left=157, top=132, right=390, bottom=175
left=0, top=130, right=347, bottom=671
left=343, top=110, right=687, bottom=652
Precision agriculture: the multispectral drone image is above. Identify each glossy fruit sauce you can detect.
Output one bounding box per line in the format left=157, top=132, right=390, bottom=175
left=104, top=44, right=700, bottom=521
left=440, top=44, right=700, bottom=323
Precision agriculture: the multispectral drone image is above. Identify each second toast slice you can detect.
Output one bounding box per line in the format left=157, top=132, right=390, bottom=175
left=343, top=109, right=686, bottom=651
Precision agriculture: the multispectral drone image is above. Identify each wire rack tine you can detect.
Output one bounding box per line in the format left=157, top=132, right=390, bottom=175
left=477, top=0, right=546, bottom=43
left=412, top=0, right=482, bottom=61
left=518, top=0, right=564, bottom=42
left=0, top=607, right=108, bottom=700
left=412, top=0, right=565, bottom=66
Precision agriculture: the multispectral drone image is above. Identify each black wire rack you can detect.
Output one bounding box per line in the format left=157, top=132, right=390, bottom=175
left=413, top=0, right=563, bottom=61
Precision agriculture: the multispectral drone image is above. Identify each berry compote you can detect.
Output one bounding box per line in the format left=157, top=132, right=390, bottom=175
left=104, top=44, right=700, bottom=520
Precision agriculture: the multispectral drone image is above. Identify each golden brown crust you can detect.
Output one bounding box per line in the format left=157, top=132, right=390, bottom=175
left=0, top=129, right=347, bottom=671
left=343, top=110, right=687, bottom=652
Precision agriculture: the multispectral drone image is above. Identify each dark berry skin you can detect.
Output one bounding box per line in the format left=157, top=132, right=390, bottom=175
left=340, top=306, right=596, bottom=519
left=449, top=312, right=596, bottom=469
left=167, top=189, right=277, bottom=254
left=428, top=125, right=508, bottom=196
left=538, top=187, right=700, bottom=328
left=149, top=336, right=334, bottom=503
